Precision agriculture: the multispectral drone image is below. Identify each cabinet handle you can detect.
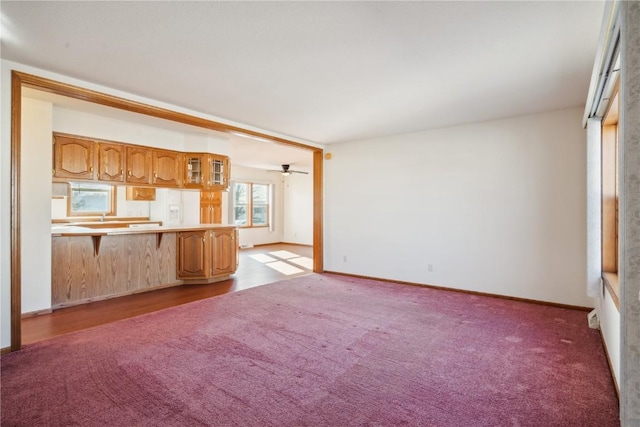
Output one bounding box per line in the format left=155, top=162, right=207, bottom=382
left=90, top=166, right=94, bottom=173
left=128, top=170, right=132, bottom=177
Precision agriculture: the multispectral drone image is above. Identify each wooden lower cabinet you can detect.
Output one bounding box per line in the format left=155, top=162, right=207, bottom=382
left=177, top=228, right=238, bottom=281
left=210, top=228, right=238, bottom=276
left=176, top=230, right=209, bottom=279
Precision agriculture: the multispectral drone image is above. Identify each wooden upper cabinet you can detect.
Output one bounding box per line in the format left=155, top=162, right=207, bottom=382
left=207, top=154, right=230, bottom=191
left=184, top=153, right=206, bottom=189
left=52, top=133, right=96, bottom=180
left=184, top=153, right=228, bottom=190
left=200, top=190, right=222, bottom=224
left=126, top=186, right=156, bottom=201
left=97, top=142, right=125, bottom=182
left=52, top=133, right=227, bottom=191
left=126, top=146, right=152, bottom=184
left=152, top=149, right=182, bottom=188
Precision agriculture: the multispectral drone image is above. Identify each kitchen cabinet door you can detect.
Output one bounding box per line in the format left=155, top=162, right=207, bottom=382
left=200, top=190, right=222, bottom=224
left=126, top=146, right=152, bottom=184
left=177, top=230, right=209, bottom=279
left=52, top=133, right=96, bottom=180
left=210, top=228, right=237, bottom=276
left=97, top=142, right=125, bottom=182
left=184, top=153, right=206, bottom=189
left=206, top=154, right=230, bottom=191
left=153, top=149, right=182, bottom=188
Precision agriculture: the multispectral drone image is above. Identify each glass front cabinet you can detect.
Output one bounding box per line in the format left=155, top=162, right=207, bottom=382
left=184, top=154, right=205, bottom=187
left=184, top=153, right=229, bottom=191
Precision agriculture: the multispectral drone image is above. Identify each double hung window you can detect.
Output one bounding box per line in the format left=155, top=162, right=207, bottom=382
left=233, top=182, right=269, bottom=227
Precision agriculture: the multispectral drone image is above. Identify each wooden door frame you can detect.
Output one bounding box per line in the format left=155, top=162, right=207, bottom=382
left=9, top=70, right=324, bottom=352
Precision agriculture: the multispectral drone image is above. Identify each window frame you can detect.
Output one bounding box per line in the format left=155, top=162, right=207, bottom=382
left=600, top=82, right=620, bottom=308
left=233, top=181, right=270, bottom=228
left=67, top=182, right=117, bottom=217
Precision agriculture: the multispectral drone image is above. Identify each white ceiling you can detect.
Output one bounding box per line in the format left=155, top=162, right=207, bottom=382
left=1, top=1, right=604, bottom=147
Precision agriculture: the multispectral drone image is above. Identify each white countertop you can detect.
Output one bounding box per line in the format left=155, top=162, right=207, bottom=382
left=51, top=223, right=237, bottom=237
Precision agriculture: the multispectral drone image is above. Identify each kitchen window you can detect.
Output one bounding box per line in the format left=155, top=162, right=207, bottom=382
left=233, top=182, right=270, bottom=227
left=68, top=182, right=116, bottom=216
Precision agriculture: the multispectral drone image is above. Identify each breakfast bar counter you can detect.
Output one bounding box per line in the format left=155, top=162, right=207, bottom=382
left=51, top=224, right=238, bottom=308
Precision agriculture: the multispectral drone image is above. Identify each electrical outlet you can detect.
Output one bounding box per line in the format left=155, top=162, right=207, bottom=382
left=428, top=264, right=433, bottom=272
left=343, top=256, right=347, bottom=262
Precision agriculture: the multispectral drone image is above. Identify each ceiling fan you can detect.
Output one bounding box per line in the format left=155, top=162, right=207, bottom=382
left=267, top=164, right=309, bottom=176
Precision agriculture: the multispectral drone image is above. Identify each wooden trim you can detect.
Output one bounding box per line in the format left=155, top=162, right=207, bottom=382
left=602, top=272, right=620, bottom=309
left=10, top=70, right=325, bottom=352
left=250, top=242, right=313, bottom=248
left=599, top=328, right=621, bottom=400
left=14, top=71, right=317, bottom=152
left=50, top=281, right=185, bottom=310
left=601, top=123, right=618, bottom=273
left=11, top=71, right=23, bottom=352
left=1, top=347, right=11, bottom=355
left=278, top=242, right=313, bottom=248
left=323, top=271, right=594, bottom=312
left=21, top=308, right=53, bottom=319
left=602, top=80, right=620, bottom=126
left=313, top=150, right=323, bottom=273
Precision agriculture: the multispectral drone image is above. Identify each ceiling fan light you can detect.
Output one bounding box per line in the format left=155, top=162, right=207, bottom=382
left=282, top=171, right=291, bottom=176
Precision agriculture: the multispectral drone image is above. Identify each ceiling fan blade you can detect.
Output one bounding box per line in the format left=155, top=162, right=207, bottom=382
left=265, top=164, right=308, bottom=174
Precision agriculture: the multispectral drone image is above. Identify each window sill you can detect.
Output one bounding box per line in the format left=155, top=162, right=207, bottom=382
left=602, top=272, right=620, bottom=310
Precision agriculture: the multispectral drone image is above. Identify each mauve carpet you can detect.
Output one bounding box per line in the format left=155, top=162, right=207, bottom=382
left=2, top=274, right=618, bottom=426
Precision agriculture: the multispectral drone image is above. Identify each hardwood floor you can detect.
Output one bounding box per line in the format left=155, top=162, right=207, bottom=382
left=21, top=243, right=313, bottom=346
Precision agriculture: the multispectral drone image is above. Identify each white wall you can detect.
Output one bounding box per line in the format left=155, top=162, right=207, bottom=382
left=283, top=172, right=313, bottom=245
left=325, top=107, right=590, bottom=307
left=231, top=165, right=283, bottom=247
left=53, top=106, right=231, bottom=154
left=149, top=188, right=200, bottom=226
left=595, top=287, right=620, bottom=388
left=1, top=63, right=13, bottom=348
left=21, top=98, right=53, bottom=314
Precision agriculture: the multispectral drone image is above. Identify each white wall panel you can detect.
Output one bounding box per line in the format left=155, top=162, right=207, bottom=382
left=325, top=107, right=590, bottom=306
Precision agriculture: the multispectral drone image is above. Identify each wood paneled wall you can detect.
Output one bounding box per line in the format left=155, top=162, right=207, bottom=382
left=52, top=233, right=177, bottom=307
